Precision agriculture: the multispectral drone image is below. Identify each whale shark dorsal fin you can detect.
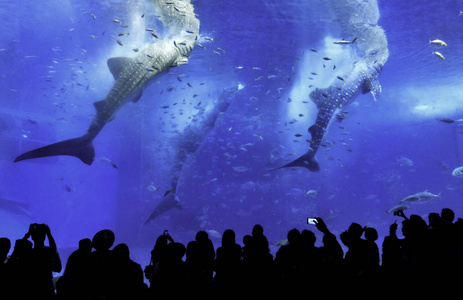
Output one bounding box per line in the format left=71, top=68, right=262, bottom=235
left=362, top=78, right=382, bottom=101
left=107, top=57, right=134, bottom=80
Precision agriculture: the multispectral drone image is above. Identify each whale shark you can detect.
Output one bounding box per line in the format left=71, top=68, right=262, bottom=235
left=275, top=0, right=389, bottom=172
left=14, top=0, right=200, bottom=165
left=144, top=87, right=238, bottom=223
left=277, top=57, right=385, bottom=172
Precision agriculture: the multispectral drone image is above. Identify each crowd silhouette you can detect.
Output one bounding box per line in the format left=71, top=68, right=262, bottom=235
left=1, top=207, right=463, bottom=298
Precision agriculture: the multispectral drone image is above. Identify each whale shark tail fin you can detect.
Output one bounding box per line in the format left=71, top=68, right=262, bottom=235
left=14, top=135, right=95, bottom=165
left=271, top=150, right=320, bottom=172
left=144, top=193, right=182, bottom=225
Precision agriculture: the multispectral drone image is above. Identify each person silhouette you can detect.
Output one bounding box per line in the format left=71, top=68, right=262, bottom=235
left=26, top=223, right=62, bottom=298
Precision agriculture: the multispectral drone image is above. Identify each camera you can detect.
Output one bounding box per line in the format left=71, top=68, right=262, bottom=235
left=307, top=218, right=318, bottom=225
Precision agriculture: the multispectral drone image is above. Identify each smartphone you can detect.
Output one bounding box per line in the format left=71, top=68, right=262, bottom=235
left=164, top=230, right=168, bottom=235
left=307, top=218, right=317, bottom=225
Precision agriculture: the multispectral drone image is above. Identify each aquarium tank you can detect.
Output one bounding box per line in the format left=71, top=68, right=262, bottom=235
left=1, top=0, right=463, bottom=268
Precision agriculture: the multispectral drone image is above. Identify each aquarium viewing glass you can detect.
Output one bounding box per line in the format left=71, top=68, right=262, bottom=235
left=1, top=0, right=462, bottom=266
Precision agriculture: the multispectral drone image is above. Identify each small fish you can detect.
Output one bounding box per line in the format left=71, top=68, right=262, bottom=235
left=145, top=28, right=155, bottom=31
left=252, top=66, right=261, bottom=70
left=337, top=76, right=345, bottom=81
left=305, top=190, right=318, bottom=198
left=151, top=32, right=159, bottom=39
left=432, top=51, right=445, bottom=60
left=452, top=166, right=463, bottom=178
left=429, top=39, right=447, bottom=47
left=323, top=57, right=332, bottom=61
left=235, top=66, right=244, bottom=69
left=204, top=36, right=214, bottom=41
left=133, top=48, right=139, bottom=52
left=112, top=19, right=122, bottom=23
left=116, top=40, right=124, bottom=46
left=387, top=204, right=409, bottom=214
left=333, top=37, right=357, bottom=45
left=187, top=82, right=193, bottom=88
left=295, top=134, right=303, bottom=137
left=439, top=118, right=455, bottom=123
left=310, top=48, right=318, bottom=52
left=164, top=189, right=173, bottom=197
left=64, top=186, right=72, bottom=192
left=311, top=72, right=318, bottom=75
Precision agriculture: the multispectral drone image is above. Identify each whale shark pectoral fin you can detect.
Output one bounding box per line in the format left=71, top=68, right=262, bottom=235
left=107, top=57, right=134, bottom=80
left=171, top=56, right=189, bottom=67
left=93, top=99, right=105, bottom=113
left=362, top=78, right=382, bottom=101
left=131, top=91, right=143, bottom=103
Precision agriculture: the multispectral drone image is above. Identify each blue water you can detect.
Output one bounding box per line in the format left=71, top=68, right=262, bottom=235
left=1, top=0, right=463, bottom=267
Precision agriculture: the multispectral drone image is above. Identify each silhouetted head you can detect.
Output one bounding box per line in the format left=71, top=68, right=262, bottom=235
left=78, top=238, right=93, bottom=254
left=13, top=239, right=32, bottom=257
left=364, top=227, right=378, bottom=241
left=252, top=224, right=264, bottom=237
left=347, top=223, right=363, bottom=239
left=301, top=229, right=316, bottom=246
left=441, top=208, right=455, bottom=224
left=170, top=242, right=186, bottom=260
left=30, top=224, right=47, bottom=247
left=222, top=229, right=236, bottom=247
left=195, top=230, right=209, bottom=243
left=287, top=228, right=301, bottom=245
left=243, top=234, right=252, bottom=246
left=92, top=229, right=115, bottom=251
left=113, top=243, right=130, bottom=261
left=428, top=212, right=441, bottom=227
